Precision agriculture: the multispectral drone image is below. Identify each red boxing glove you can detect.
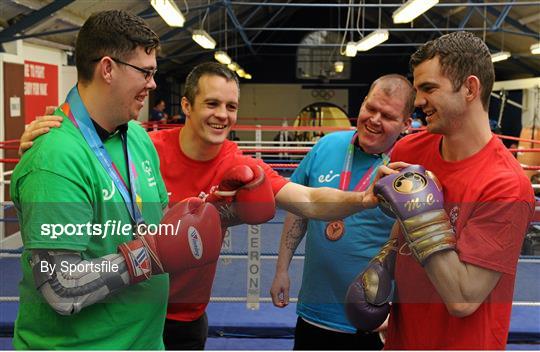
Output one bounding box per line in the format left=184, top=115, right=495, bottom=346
left=155, top=197, right=223, bottom=273
left=206, top=164, right=276, bottom=228
left=118, top=197, right=223, bottom=283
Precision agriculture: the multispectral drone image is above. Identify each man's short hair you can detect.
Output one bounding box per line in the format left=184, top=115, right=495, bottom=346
left=75, top=10, right=160, bottom=83
left=183, top=62, right=240, bottom=105
left=410, top=31, right=494, bottom=111
left=368, top=74, right=415, bottom=118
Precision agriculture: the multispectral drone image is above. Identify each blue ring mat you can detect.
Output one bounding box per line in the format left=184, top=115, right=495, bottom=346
left=1, top=210, right=539, bottom=349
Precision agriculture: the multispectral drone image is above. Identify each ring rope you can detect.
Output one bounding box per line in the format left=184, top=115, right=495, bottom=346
left=0, top=296, right=537, bottom=306
left=237, top=141, right=317, bottom=145
left=0, top=139, right=20, bottom=145
left=0, top=158, right=20, bottom=164
left=2, top=248, right=538, bottom=263
left=267, top=164, right=299, bottom=169
left=510, top=148, right=540, bottom=153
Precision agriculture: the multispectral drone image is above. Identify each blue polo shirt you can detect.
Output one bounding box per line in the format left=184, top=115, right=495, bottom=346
left=292, top=130, right=394, bottom=333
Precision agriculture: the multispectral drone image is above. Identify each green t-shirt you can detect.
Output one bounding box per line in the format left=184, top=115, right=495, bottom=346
left=10, top=108, right=170, bottom=350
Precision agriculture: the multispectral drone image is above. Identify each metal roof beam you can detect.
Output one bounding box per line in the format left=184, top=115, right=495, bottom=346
left=138, top=6, right=156, bottom=18
left=500, top=29, right=539, bottom=39
left=491, top=1, right=515, bottom=31
left=478, top=1, right=537, bottom=35
left=243, top=27, right=490, bottom=32
left=0, top=0, right=76, bottom=44
left=241, top=0, right=267, bottom=26
left=160, top=2, right=260, bottom=64
left=473, top=6, right=494, bottom=27
left=0, top=7, right=162, bottom=44
left=430, top=4, right=539, bottom=76
left=223, top=0, right=255, bottom=55
left=421, top=14, right=444, bottom=37
left=229, top=1, right=540, bottom=8
left=1, top=26, right=80, bottom=42
left=249, top=1, right=291, bottom=43
left=519, top=12, right=540, bottom=25
left=252, top=43, right=425, bottom=47
left=459, top=7, right=476, bottom=29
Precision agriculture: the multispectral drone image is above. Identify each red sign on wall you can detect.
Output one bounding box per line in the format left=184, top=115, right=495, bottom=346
left=24, top=60, right=58, bottom=124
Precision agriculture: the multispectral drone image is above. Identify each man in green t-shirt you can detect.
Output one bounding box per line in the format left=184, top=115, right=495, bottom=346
left=10, top=10, right=227, bottom=349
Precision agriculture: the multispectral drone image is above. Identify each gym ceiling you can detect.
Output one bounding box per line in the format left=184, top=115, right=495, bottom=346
left=0, top=0, right=539, bottom=85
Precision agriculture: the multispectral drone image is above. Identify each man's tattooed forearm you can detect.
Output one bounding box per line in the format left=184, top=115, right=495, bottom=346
left=285, top=218, right=307, bottom=251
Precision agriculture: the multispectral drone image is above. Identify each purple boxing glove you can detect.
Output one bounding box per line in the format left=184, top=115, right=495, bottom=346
left=374, top=165, right=456, bottom=265
left=345, top=238, right=397, bottom=332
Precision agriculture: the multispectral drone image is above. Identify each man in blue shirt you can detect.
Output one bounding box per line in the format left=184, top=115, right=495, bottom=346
left=270, top=74, right=415, bottom=350
left=150, top=99, right=168, bottom=122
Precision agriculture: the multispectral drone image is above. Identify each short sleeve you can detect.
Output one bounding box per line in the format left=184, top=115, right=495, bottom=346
left=458, top=199, right=533, bottom=275
left=290, top=141, right=320, bottom=186
left=16, top=170, right=93, bottom=251
left=156, top=175, right=169, bottom=209
left=251, top=157, right=289, bottom=195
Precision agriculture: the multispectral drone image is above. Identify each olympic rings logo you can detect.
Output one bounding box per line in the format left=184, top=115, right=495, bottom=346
left=311, top=89, right=335, bottom=100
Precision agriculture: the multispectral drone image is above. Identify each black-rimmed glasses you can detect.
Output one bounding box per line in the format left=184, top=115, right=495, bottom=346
left=93, top=57, right=157, bottom=80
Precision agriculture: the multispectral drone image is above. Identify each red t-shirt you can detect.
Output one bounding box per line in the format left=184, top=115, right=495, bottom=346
left=385, top=131, right=534, bottom=350
left=150, top=127, right=289, bottom=321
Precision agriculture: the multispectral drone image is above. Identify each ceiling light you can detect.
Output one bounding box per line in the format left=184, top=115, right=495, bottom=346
left=393, top=0, right=439, bottom=24
left=151, top=0, right=185, bottom=27
left=356, top=29, right=389, bottom=51
left=531, top=43, right=540, bottom=55
left=491, top=51, right=511, bottom=63
left=228, top=62, right=239, bottom=71
left=214, top=51, right=231, bottom=65
left=236, top=69, right=246, bottom=78
left=192, top=29, right=216, bottom=49
left=334, top=61, right=344, bottom=73
left=345, top=41, right=357, bottom=57
left=244, top=73, right=252, bottom=80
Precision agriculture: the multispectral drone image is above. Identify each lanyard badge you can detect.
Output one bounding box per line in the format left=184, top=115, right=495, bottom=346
left=325, top=132, right=392, bottom=241
left=63, top=86, right=145, bottom=230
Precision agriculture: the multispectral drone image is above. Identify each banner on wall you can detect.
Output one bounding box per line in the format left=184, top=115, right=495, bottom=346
left=24, top=60, right=58, bottom=124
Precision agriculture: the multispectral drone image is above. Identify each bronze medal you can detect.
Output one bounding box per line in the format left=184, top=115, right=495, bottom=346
left=325, top=220, right=345, bottom=241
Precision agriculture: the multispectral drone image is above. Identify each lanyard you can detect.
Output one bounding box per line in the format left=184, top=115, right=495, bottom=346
left=337, top=132, right=392, bottom=192
left=63, top=86, right=144, bottom=226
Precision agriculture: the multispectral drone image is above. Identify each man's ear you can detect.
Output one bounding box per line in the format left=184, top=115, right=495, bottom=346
left=463, top=75, right=480, bottom=103
left=98, top=57, right=114, bottom=84
left=402, top=117, right=412, bottom=133
left=181, top=97, right=191, bottom=117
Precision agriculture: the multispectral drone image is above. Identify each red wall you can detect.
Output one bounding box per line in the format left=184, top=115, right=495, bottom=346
left=24, top=60, right=58, bottom=123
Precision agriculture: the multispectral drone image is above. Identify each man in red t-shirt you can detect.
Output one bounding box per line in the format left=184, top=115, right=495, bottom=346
left=381, top=32, right=534, bottom=349
left=152, top=62, right=394, bottom=349
left=22, top=62, right=394, bottom=349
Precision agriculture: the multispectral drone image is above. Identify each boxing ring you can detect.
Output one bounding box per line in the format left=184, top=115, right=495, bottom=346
left=1, top=124, right=540, bottom=350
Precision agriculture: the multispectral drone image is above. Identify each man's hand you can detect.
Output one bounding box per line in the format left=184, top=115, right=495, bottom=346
left=270, top=271, right=290, bottom=307
left=362, top=162, right=411, bottom=209
left=19, top=106, right=61, bottom=155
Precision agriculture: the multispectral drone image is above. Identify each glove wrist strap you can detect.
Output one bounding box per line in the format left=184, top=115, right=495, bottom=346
left=118, top=239, right=153, bottom=284
left=400, top=209, right=457, bottom=265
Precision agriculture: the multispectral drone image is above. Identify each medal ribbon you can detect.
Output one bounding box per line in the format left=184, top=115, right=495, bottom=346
left=324, top=132, right=393, bottom=241
left=337, top=132, right=392, bottom=192
left=63, top=86, right=144, bottom=227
